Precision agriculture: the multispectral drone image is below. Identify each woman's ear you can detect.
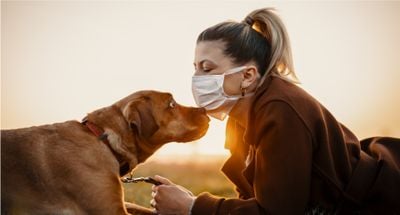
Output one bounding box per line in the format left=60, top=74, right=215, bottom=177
left=241, top=66, right=259, bottom=89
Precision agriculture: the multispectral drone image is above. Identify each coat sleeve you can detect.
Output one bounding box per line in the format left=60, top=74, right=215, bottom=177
left=191, top=101, right=313, bottom=215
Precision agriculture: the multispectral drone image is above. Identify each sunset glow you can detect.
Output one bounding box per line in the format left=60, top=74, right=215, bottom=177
left=2, top=2, right=399, bottom=156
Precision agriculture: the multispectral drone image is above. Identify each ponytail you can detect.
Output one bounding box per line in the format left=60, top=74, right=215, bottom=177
left=243, top=8, right=299, bottom=84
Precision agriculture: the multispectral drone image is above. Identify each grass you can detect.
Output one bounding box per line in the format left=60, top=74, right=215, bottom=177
left=122, top=155, right=237, bottom=208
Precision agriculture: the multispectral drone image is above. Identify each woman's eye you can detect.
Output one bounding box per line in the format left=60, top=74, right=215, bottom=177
left=203, top=68, right=212, bottom=72
left=169, top=101, right=176, bottom=108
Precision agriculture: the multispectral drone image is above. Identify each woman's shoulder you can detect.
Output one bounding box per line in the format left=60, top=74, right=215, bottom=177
left=251, top=75, right=342, bottom=138
left=253, top=75, right=322, bottom=115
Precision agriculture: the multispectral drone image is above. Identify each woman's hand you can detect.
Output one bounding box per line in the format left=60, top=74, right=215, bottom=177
left=150, top=175, right=196, bottom=215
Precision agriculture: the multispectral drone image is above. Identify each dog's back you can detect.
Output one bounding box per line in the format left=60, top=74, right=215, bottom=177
left=1, top=121, right=123, bottom=214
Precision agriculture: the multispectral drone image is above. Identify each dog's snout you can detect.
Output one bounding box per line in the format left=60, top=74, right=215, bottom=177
left=190, top=107, right=209, bottom=122
left=196, top=107, right=207, bottom=115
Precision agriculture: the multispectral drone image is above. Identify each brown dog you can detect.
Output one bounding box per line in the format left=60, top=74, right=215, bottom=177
left=1, top=90, right=209, bottom=215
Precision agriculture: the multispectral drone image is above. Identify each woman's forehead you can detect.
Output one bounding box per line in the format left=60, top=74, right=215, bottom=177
left=194, top=41, right=226, bottom=64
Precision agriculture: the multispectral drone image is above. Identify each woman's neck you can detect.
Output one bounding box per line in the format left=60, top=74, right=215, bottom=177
left=228, top=76, right=260, bottom=127
left=228, top=96, right=253, bottom=128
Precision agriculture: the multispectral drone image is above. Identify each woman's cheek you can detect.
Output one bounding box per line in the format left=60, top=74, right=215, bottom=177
left=223, top=76, right=240, bottom=96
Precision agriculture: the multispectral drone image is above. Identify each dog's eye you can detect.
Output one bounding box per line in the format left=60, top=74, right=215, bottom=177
left=169, top=101, right=176, bottom=108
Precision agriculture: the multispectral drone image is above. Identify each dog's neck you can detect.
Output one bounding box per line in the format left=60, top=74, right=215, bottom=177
left=132, top=137, right=163, bottom=164
left=84, top=106, right=140, bottom=176
left=83, top=105, right=167, bottom=177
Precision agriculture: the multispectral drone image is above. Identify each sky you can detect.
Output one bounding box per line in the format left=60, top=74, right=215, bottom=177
left=2, top=1, right=400, bottom=156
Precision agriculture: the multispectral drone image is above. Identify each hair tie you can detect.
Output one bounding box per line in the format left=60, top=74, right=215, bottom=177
left=243, top=17, right=262, bottom=35
left=251, top=21, right=262, bottom=34
left=243, top=17, right=254, bottom=26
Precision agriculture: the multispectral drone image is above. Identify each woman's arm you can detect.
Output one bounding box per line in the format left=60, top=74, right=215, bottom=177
left=192, top=101, right=313, bottom=214
left=153, top=101, right=313, bottom=215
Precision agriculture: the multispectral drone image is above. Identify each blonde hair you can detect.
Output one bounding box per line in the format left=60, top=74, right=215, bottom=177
left=243, top=8, right=299, bottom=85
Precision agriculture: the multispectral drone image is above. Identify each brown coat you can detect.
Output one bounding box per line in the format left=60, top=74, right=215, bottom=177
left=192, top=75, right=400, bottom=214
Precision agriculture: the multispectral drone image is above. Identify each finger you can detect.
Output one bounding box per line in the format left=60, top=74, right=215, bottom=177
left=151, top=191, right=157, bottom=198
left=154, top=175, right=173, bottom=185
left=152, top=185, right=157, bottom=191
left=150, top=199, right=156, bottom=208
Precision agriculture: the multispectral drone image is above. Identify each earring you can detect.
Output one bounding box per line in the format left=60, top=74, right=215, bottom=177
left=240, top=84, right=247, bottom=97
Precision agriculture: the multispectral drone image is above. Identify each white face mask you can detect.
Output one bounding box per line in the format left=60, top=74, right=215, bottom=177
left=192, top=66, right=252, bottom=120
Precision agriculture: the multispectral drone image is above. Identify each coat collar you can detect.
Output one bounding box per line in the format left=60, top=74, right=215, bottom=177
left=224, top=74, right=274, bottom=151
left=220, top=75, right=275, bottom=198
left=221, top=118, right=254, bottom=199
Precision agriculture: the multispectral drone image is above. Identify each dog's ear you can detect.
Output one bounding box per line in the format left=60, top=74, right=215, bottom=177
left=123, top=99, right=159, bottom=138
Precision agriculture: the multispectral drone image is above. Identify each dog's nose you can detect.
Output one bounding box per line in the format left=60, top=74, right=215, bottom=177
left=196, top=107, right=207, bottom=115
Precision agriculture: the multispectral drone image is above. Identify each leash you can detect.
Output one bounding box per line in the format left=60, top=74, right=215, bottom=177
left=121, top=176, right=162, bottom=186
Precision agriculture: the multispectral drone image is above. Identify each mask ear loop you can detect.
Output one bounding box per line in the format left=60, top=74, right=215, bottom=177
left=224, top=66, right=248, bottom=75
left=225, top=66, right=248, bottom=97
left=224, top=66, right=258, bottom=99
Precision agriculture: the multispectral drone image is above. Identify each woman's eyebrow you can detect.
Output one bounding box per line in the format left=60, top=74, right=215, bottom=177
left=194, top=59, right=215, bottom=67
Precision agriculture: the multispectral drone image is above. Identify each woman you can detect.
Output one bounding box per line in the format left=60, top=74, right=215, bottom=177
left=151, top=8, right=400, bottom=214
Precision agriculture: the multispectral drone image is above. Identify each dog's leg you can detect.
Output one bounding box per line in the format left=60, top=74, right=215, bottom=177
left=125, top=202, right=156, bottom=215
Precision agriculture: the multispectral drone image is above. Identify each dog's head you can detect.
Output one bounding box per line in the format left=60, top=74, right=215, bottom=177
left=118, top=90, right=210, bottom=146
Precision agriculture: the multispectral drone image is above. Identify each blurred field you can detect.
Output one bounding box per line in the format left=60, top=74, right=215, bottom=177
left=123, top=155, right=237, bottom=207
